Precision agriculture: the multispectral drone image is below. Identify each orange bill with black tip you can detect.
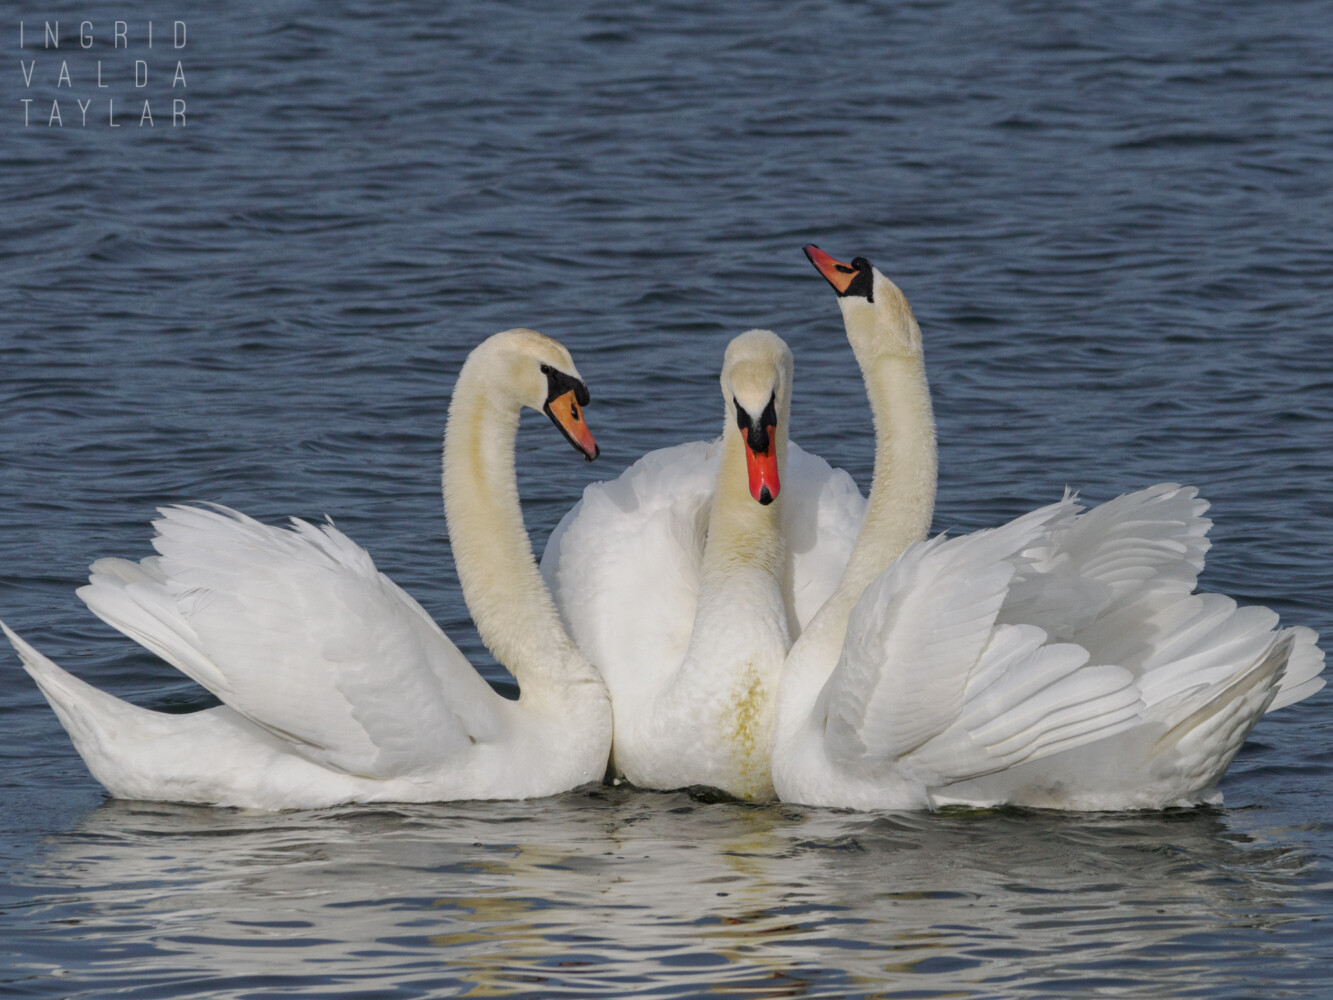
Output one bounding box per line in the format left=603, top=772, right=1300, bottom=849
left=745, top=432, right=780, bottom=505
left=545, top=389, right=599, bottom=461
left=803, top=244, right=858, bottom=294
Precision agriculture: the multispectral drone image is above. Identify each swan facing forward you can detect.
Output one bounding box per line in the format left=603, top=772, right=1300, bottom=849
left=770, top=247, right=1324, bottom=811
left=547, top=331, right=794, bottom=799
left=543, top=330, right=867, bottom=800
left=4, top=329, right=613, bottom=809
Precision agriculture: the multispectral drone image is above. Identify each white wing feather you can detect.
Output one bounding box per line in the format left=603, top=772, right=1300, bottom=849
left=822, top=498, right=1142, bottom=783
left=78, top=505, right=504, bottom=778
left=1001, top=484, right=1210, bottom=640
left=781, top=445, right=866, bottom=631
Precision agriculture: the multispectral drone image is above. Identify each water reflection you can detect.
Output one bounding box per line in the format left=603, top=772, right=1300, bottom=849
left=11, top=790, right=1321, bottom=997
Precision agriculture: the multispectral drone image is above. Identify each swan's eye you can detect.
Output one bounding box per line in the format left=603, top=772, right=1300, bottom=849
left=540, top=364, right=552, bottom=375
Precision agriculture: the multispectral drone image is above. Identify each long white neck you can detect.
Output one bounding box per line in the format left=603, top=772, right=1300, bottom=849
left=834, top=347, right=936, bottom=610
left=442, top=366, right=605, bottom=706
left=691, top=331, right=793, bottom=650
left=678, top=423, right=789, bottom=678
left=670, top=406, right=789, bottom=798
left=776, top=280, right=937, bottom=732
left=698, top=425, right=787, bottom=597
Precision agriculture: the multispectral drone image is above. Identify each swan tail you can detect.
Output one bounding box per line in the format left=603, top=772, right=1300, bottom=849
left=4, top=620, right=360, bottom=807
left=4, top=621, right=198, bottom=800
left=1099, top=587, right=1314, bottom=734
left=936, top=604, right=1307, bottom=809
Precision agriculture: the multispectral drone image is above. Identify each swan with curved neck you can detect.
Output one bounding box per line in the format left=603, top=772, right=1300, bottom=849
left=443, top=331, right=603, bottom=712
left=771, top=248, right=1324, bottom=811
left=4, top=328, right=614, bottom=809
left=775, top=248, right=938, bottom=729
left=544, top=330, right=802, bottom=801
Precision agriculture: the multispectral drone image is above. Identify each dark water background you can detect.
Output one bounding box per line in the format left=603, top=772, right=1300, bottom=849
left=2, top=1, right=1331, bottom=996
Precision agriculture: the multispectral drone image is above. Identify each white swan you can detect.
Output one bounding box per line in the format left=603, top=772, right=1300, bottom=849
left=770, top=246, right=1325, bottom=811
left=4, top=329, right=614, bottom=810
left=542, top=330, right=864, bottom=800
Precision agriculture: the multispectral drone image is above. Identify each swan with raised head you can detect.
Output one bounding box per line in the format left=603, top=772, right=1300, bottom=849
left=4, top=329, right=614, bottom=809
left=546, top=330, right=825, bottom=800
left=770, top=247, right=1325, bottom=811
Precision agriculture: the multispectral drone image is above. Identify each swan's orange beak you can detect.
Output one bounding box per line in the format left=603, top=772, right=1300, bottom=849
left=545, top=390, right=599, bottom=461
left=745, top=433, right=780, bottom=505
left=803, top=244, right=857, bottom=294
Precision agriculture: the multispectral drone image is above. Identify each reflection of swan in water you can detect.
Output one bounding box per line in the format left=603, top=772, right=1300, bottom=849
left=17, top=794, right=1316, bottom=995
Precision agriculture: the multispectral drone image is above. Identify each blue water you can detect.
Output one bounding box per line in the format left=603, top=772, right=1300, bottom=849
left=3, top=1, right=1332, bottom=996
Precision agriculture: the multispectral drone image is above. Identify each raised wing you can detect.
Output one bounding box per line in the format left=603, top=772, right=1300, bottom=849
left=1001, top=483, right=1211, bottom=641
left=822, top=499, right=1140, bottom=784
left=78, top=505, right=505, bottom=778
left=1003, top=483, right=1322, bottom=713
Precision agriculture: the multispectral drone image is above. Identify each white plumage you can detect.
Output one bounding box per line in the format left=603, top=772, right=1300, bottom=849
left=5, top=330, right=613, bottom=809
left=770, top=248, right=1325, bottom=810
left=543, top=439, right=865, bottom=685
left=543, top=330, right=864, bottom=799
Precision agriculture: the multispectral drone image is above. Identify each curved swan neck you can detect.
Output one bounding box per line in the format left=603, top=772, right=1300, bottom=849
left=827, top=282, right=937, bottom=633
left=442, top=363, right=599, bottom=700
left=777, top=277, right=937, bottom=727
left=843, top=348, right=937, bottom=599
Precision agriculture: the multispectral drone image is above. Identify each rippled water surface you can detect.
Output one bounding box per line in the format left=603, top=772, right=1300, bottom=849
left=3, top=1, right=1331, bottom=996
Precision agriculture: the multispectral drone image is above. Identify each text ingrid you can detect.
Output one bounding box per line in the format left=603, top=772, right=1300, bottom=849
left=18, top=20, right=188, bottom=128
